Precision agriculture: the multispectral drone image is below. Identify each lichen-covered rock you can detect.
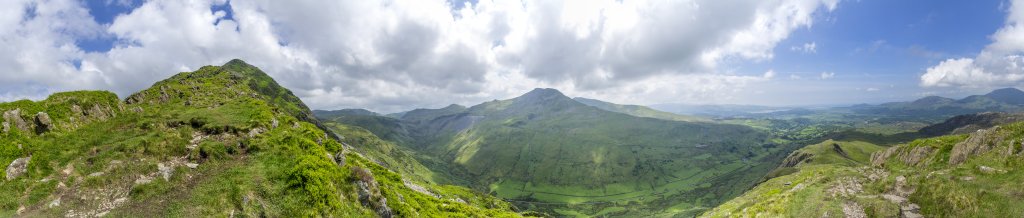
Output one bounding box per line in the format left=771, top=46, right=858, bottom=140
left=35, top=112, right=52, bottom=134
left=6, top=156, right=31, bottom=180
left=901, top=146, right=932, bottom=166
left=159, top=86, right=171, bottom=103
left=352, top=167, right=392, bottom=218
left=871, top=146, right=898, bottom=167
left=87, top=104, right=110, bottom=120
left=71, top=104, right=83, bottom=116
left=950, top=128, right=1000, bottom=165
left=3, top=109, right=30, bottom=133
left=158, top=163, right=174, bottom=181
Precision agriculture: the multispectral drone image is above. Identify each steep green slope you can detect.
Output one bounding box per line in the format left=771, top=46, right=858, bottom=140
left=573, top=97, right=709, bottom=122
left=706, top=120, right=1024, bottom=217
left=0, top=60, right=523, bottom=217
left=325, top=88, right=796, bottom=217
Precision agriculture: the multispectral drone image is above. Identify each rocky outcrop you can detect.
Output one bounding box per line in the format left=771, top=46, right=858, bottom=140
left=6, top=156, right=30, bottom=180
left=949, top=128, right=1000, bottom=165
left=3, top=109, right=30, bottom=133
left=871, top=147, right=897, bottom=167
left=34, top=112, right=52, bottom=134
left=871, top=145, right=934, bottom=167
left=780, top=152, right=813, bottom=168
left=352, top=167, right=393, bottom=218
left=85, top=104, right=111, bottom=121
left=126, top=91, right=146, bottom=104
left=901, top=146, right=932, bottom=166
left=159, top=86, right=171, bottom=103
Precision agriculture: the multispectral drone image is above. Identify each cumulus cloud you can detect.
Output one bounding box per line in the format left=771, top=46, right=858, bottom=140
left=0, top=0, right=839, bottom=112
left=920, top=0, right=1024, bottom=88
left=0, top=0, right=108, bottom=99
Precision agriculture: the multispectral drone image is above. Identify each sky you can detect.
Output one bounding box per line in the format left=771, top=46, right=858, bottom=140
left=0, top=0, right=1022, bottom=113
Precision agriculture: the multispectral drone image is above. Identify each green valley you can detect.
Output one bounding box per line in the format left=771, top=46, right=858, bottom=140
left=317, top=88, right=808, bottom=217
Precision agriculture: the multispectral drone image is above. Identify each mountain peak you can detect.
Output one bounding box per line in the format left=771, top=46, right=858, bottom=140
left=223, top=58, right=251, bottom=67
left=510, top=88, right=575, bottom=106
left=441, top=104, right=466, bottom=110
left=518, top=88, right=568, bottom=100
left=985, top=87, right=1024, bottom=105
left=986, top=87, right=1024, bottom=97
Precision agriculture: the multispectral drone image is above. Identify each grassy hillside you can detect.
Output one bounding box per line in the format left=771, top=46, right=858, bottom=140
left=0, top=60, right=524, bottom=217
left=706, top=120, right=1024, bottom=217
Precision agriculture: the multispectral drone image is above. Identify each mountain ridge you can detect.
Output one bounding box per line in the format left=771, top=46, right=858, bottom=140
left=0, top=59, right=525, bottom=217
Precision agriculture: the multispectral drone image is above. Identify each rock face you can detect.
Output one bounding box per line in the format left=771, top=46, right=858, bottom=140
left=3, top=109, right=30, bottom=133
left=949, top=128, right=1000, bottom=165
left=35, top=112, right=52, bottom=134
left=6, top=156, right=31, bottom=180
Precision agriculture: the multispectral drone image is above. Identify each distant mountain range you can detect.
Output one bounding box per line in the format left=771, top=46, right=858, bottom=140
left=650, top=103, right=796, bottom=117
left=846, top=88, right=1024, bottom=119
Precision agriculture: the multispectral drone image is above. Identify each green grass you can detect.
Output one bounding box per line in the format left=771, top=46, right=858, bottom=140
left=709, top=120, right=1024, bottom=217
left=0, top=59, right=525, bottom=217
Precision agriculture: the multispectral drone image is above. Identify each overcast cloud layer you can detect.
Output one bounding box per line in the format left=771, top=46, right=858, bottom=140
left=1, top=0, right=843, bottom=112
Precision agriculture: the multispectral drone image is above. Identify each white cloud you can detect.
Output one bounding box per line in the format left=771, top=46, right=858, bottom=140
left=791, top=42, right=817, bottom=53
left=820, top=71, right=835, bottom=79
left=920, top=0, right=1024, bottom=88
left=764, top=70, right=777, bottom=79
left=0, top=0, right=840, bottom=112
left=0, top=0, right=108, bottom=102
left=789, top=74, right=802, bottom=80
